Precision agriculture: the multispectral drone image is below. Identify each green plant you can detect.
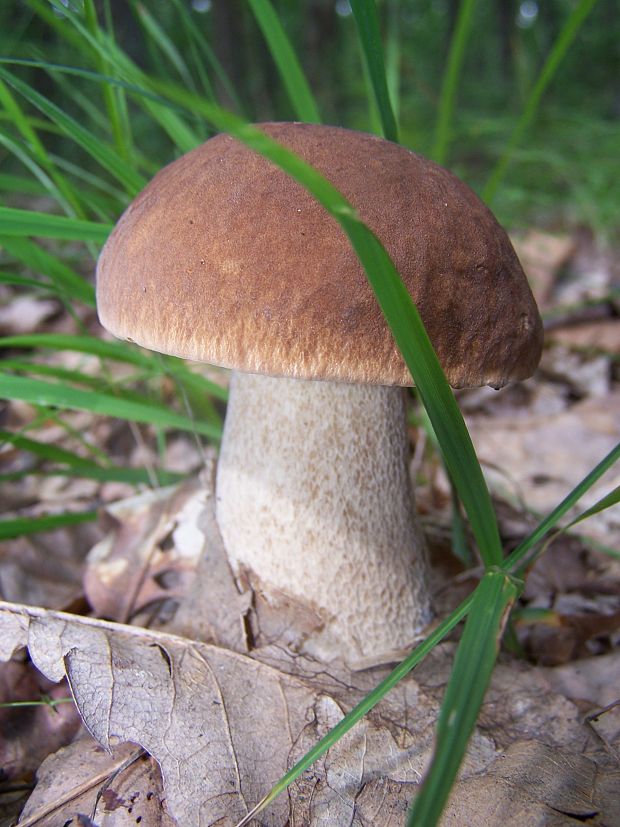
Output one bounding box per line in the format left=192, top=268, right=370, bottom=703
left=0, top=1, right=617, bottom=824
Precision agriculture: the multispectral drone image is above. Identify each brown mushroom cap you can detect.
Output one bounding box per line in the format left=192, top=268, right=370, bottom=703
left=97, top=122, right=543, bottom=388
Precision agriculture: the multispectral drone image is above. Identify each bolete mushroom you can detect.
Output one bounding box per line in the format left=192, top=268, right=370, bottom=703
left=96, top=123, right=543, bottom=667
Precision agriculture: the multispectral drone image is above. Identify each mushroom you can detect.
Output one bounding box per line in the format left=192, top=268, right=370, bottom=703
left=96, top=123, right=543, bottom=667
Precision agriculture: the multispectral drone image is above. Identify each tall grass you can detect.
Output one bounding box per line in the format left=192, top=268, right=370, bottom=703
left=0, top=2, right=617, bottom=825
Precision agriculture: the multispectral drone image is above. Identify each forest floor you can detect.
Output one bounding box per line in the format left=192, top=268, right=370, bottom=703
left=0, top=227, right=619, bottom=826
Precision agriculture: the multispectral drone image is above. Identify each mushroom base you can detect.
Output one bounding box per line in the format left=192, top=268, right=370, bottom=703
left=215, top=372, right=432, bottom=667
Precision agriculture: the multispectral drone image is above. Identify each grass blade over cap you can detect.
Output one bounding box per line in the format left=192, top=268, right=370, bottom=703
left=350, top=0, right=399, bottom=142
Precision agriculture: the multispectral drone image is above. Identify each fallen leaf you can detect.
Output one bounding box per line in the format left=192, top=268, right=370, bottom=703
left=510, top=231, right=576, bottom=309
left=540, top=343, right=611, bottom=398
left=16, top=738, right=174, bottom=827
left=0, top=601, right=328, bottom=826
left=586, top=701, right=620, bottom=764
left=84, top=479, right=207, bottom=624
left=466, top=391, right=620, bottom=547
left=0, top=295, right=59, bottom=335
left=548, top=319, right=620, bottom=356
left=441, top=740, right=620, bottom=826
left=2, top=599, right=608, bottom=827
left=543, top=649, right=620, bottom=707
left=0, top=520, right=101, bottom=609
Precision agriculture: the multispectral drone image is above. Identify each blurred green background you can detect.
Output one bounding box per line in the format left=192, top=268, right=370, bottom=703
left=2, top=0, right=618, bottom=236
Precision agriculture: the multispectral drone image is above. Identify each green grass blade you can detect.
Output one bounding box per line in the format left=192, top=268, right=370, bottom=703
left=0, top=333, right=229, bottom=401
left=2, top=358, right=223, bottom=428
left=0, top=58, right=180, bottom=124
left=0, top=465, right=182, bottom=486
left=505, top=440, right=620, bottom=572
left=236, top=593, right=475, bottom=827
left=0, top=77, right=84, bottom=216
left=0, top=128, right=73, bottom=215
left=0, top=430, right=182, bottom=486
left=350, top=0, right=399, bottom=142
left=483, top=0, right=598, bottom=202
left=169, top=0, right=243, bottom=111
left=385, top=0, right=401, bottom=125
left=407, top=569, right=520, bottom=825
left=0, top=374, right=219, bottom=439
left=83, top=0, right=133, bottom=162
left=0, top=173, right=47, bottom=195
left=24, top=1, right=200, bottom=153
left=0, top=360, right=156, bottom=403
left=0, top=333, right=154, bottom=368
left=247, top=0, right=321, bottom=123
left=0, top=237, right=96, bottom=306
left=0, top=273, right=56, bottom=292
left=432, top=0, right=477, bottom=165
left=44, top=54, right=112, bottom=131
left=237, top=439, right=619, bottom=823
left=568, top=485, right=620, bottom=527
left=49, top=154, right=126, bottom=221
left=0, top=66, right=146, bottom=195
left=0, top=512, right=98, bottom=539
left=0, top=207, right=111, bottom=242
left=134, top=2, right=196, bottom=93
left=1, top=428, right=97, bottom=467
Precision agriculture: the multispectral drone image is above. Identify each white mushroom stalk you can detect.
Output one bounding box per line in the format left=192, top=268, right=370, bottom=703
left=216, top=371, right=432, bottom=667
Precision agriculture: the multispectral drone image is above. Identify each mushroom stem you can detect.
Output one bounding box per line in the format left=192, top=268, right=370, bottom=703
left=215, top=371, right=432, bottom=666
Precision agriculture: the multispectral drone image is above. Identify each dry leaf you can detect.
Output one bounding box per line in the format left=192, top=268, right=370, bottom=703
left=0, top=520, right=101, bottom=609
left=466, top=391, right=620, bottom=546
left=0, top=295, right=58, bottom=335
left=548, top=319, right=620, bottom=356
left=540, top=343, right=611, bottom=398
left=0, top=601, right=330, bottom=826
left=84, top=480, right=207, bottom=624
left=543, top=649, right=620, bottom=708
left=3, top=599, right=609, bottom=827
left=17, top=738, right=174, bottom=827
left=510, top=230, right=576, bottom=309
left=442, top=740, right=620, bottom=826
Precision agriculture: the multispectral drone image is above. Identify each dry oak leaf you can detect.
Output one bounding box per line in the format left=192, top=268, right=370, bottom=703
left=0, top=600, right=322, bottom=826
left=2, top=600, right=613, bottom=827
left=16, top=737, right=174, bottom=827
left=442, top=740, right=620, bottom=826
left=0, top=602, right=500, bottom=827
left=466, top=390, right=620, bottom=546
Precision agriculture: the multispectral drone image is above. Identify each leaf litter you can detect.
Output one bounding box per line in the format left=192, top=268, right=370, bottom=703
left=1, top=230, right=620, bottom=824
left=2, top=460, right=619, bottom=825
